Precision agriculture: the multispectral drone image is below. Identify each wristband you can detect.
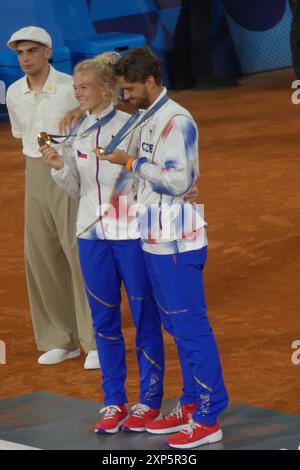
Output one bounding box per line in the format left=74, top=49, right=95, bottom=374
left=125, top=156, right=135, bottom=172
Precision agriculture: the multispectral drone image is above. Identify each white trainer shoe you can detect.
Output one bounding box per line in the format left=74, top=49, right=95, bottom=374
left=38, top=348, right=81, bottom=365
left=84, top=350, right=100, bottom=370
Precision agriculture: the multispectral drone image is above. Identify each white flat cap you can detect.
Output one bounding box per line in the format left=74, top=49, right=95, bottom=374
left=7, top=26, right=52, bottom=50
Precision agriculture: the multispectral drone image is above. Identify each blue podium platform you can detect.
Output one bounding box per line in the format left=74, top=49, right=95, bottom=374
left=0, top=392, right=299, bottom=450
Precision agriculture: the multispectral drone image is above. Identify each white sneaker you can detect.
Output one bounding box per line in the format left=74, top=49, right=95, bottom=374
left=84, top=350, right=100, bottom=369
left=38, top=348, right=81, bottom=365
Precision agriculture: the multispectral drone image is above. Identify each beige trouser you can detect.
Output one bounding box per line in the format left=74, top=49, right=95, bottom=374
left=24, top=156, right=95, bottom=353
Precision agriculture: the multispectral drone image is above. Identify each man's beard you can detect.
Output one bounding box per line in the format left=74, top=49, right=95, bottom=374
left=135, top=91, right=151, bottom=109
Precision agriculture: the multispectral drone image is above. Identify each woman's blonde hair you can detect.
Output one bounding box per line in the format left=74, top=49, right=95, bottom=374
left=74, top=51, right=120, bottom=104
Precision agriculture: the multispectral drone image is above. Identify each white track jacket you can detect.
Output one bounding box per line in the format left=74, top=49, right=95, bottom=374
left=51, top=105, right=139, bottom=240
left=132, top=88, right=207, bottom=254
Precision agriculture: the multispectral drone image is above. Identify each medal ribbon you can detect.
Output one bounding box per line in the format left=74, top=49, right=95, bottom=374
left=106, top=94, right=170, bottom=206
left=43, top=93, right=169, bottom=153
left=47, top=108, right=117, bottom=144
left=104, top=93, right=169, bottom=155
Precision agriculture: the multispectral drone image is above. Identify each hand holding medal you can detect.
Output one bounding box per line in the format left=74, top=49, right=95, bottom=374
left=94, top=147, right=135, bottom=172
left=37, top=131, right=52, bottom=148
left=38, top=132, right=64, bottom=171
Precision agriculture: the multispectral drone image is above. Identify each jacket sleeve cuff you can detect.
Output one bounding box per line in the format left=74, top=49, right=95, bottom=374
left=132, top=157, right=148, bottom=175
left=51, top=164, right=67, bottom=179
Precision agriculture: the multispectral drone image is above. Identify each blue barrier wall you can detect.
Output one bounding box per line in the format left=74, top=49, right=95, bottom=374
left=221, top=0, right=292, bottom=75
left=0, top=0, right=293, bottom=79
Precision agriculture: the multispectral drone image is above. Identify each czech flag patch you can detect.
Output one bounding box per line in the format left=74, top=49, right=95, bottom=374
left=77, top=150, right=87, bottom=159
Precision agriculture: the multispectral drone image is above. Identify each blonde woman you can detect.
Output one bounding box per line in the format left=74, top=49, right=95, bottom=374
left=40, top=53, right=164, bottom=434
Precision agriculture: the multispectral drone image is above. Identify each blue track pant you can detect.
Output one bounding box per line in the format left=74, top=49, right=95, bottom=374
left=78, top=238, right=164, bottom=407
left=143, top=247, right=228, bottom=425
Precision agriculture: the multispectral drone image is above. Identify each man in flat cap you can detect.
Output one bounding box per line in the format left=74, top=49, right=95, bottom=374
left=6, top=26, right=99, bottom=369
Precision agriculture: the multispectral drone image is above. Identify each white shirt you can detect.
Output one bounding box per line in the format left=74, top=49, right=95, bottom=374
left=51, top=105, right=139, bottom=241
left=132, top=88, right=207, bottom=255
left=6, top=65, right=78, bottom=158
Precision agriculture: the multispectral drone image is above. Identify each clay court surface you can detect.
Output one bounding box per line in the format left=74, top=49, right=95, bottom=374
left=0, top=69, right=299, bottom=415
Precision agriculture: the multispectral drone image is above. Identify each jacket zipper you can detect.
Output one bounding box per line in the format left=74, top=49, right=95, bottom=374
left=95, top=126, right=106, bottom=238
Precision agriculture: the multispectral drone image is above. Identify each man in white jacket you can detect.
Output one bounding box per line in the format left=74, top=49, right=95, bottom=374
left=99, top=47, right=229, bottom=449
left=6, top=26, right=98, bottom=369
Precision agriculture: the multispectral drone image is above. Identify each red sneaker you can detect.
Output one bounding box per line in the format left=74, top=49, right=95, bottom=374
left=145, top=401, right=197, bottom=434
left=166, top=419, right=223, bottom=449
left=122, top=404, right=161, bottom=432
left=94, top=405, right=128, bottom=434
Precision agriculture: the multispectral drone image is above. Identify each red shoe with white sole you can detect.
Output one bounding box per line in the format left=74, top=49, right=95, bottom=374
left=165, top=419, right=223, bottom=449
left=122, top=403, right=161, bottom=432
left=145, top=401, right=197, bottom=434
left=95, top=405, right=128, bottom=434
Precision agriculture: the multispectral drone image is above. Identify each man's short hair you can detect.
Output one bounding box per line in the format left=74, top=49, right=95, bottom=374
left=114, top=47, right=162, bottom=85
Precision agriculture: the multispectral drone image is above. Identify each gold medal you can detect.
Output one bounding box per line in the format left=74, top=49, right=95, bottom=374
left=96, top=147, right=105, bottom=157
left=37, top=132, right=51, bottom=147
